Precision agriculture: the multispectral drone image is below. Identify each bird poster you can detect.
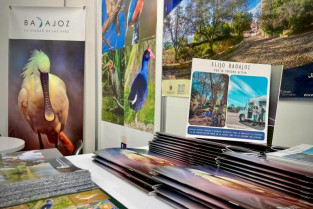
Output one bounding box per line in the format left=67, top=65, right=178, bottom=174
left=101, top=0, right=157, bottom=134
left=187, top=59, right=271, bottom=144
left=102, top=39, right=156, bottom=133
left=8, top=7, right=86, bottom=156
left=101, top=0, right=157, bottom=53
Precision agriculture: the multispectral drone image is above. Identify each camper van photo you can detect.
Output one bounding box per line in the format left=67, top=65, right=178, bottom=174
left=226, top=75, right=268, bottom=131
left=238, top=95, right=267, bottom=122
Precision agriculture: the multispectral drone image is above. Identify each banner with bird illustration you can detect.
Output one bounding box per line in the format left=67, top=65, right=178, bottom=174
left=101, top=0, right=157, bottom=134
left=8, top=7, right=86, bottom=156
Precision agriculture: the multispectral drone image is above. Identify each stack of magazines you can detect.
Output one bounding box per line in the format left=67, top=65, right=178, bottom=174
left=149, top=132, right=266, bottom=166
left=217, top=151, right=313, bottom=204
left=93, top=148, right=188, bottom=194
left=0, top=149, right=95, bottom=208
left=152, top=165, right=313, bottom=208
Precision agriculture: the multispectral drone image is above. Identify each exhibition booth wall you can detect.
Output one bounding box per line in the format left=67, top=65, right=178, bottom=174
left=0, top=0, right=312, bottom=154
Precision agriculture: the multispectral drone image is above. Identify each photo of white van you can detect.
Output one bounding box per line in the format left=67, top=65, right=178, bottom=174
left=238, top=95, right=267, bottom=122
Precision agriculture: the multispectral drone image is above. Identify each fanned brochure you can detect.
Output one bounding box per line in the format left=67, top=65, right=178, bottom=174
left=152, top=174, right=236, bottom=209
left=0, top=150, right=94, bottom=207
left=93, top=148, right=188, bottom=194
left=187, top=58, right=271, bottom=143
left=4, top=188, right=126, bottom=209
left=94, top=148, right=188, bottom=178
left=217, top=151, right=313, bottom=203
left=266, top=144, right=313, bottom=169
left=221, top=151, right=313, bottom=182
left=153, top=165, right=313, bottom=209
left=93, top=158, right=155, bottom=195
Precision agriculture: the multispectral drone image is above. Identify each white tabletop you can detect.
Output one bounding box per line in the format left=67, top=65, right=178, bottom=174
left=67, top=153, right=173, bottom=209
left=0, top=137, right=25, bottom=154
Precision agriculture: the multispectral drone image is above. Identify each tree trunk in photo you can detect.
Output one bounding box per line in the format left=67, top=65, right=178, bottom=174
left=218, top=77, right=229, bottom=115
left=209, top=73, right=217, bottom=110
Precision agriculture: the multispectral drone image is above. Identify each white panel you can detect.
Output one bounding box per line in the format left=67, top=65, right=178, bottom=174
left=273, top=100, right=313, bottom=147
left=153, top=0, right=164, bottom=133
left=65, top=0, right=96, bottom=153
left=100, top=121, right=154, bottom=148
left=165, top=97, right=189, bottom=136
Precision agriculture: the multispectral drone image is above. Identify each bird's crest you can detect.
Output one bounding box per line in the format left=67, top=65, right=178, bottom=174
left=21, top=50, right=50, bottom=78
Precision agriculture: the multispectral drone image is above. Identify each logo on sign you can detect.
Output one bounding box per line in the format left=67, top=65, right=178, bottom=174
left=24, top=18, right=70, bottom=28
left=178, top=84, right=185, bottom=94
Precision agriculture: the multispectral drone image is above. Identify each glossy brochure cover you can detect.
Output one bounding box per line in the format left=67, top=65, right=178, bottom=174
left=4, top=188, right=126, bottom=209
left=155, top=185, right=210, bottom=209
left=217, top=158, right=313, bottom=193
left=93, top=156, right=159, bottom=188
left=222, top=151, right=313, bottom=181
left=218, top=164, right=313, bottom=202
left=153, top=174, right=237, bottom=209
left=266, top=144, right=313, bottom=168
left=94, top=148, right=189, bottom=178
left=92, top=159, right=154, bottom=195
left=153, top=165, right=313, bottom=209
left=187, top=59, right=271, bottom=143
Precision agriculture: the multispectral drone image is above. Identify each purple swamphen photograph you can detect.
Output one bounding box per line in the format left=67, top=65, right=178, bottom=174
left=128, top=48, right=155, bottom=126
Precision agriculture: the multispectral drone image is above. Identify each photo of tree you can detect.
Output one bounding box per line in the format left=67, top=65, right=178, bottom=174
left=162, top=0, right=313, bottom=81
left=228, top=0, right=313, bottom=69
left=188, top=72, right=229, bottom=127
left=226, top=75, right=268, bottom=130
left=163, top=0, right=254, bottom=80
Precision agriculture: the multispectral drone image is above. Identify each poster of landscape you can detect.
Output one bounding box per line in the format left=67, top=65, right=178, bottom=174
left=162, top=0, right=313, bottom=97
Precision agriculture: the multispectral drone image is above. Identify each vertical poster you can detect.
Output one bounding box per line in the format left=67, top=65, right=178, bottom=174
left=101, top=0, right=157, bottom=133
left=187, top=59, right=271, bottom=143
left=162, top=0, right=313, bottom=98
left=8, top=7, right=85, bottom=155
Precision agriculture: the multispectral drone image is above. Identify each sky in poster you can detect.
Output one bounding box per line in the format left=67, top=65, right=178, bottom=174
left=102, top=0, right=126, bottom=53
left=248, top=0, right=260, bottom=10
left=228, top=75, right=268, bottom=107
left=248, top=0, right=261, bottom=18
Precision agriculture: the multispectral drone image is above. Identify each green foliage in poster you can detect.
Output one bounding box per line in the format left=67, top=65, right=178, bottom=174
left=260, top=0, right=313, bottom=35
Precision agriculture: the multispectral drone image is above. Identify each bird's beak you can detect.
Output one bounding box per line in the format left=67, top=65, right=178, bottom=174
left=40, top=71, right=55, bottom=122
left=150, top=51, right=155, bottom=60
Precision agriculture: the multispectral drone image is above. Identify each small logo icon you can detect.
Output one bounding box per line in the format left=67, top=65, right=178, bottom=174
left=36, top=17, right=43, bottom=28
left=178, top=84, right=185, bottom=94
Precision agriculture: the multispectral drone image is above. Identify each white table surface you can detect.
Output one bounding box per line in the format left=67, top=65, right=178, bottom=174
left=0, top=137, right=25, bottom=153
left=66, top=153, right=173, bottom=209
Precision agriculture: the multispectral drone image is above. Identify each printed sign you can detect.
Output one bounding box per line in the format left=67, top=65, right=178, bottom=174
left=8, top=7, right=85, bottom=155
left=186, top=59, right=271, bottom=143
